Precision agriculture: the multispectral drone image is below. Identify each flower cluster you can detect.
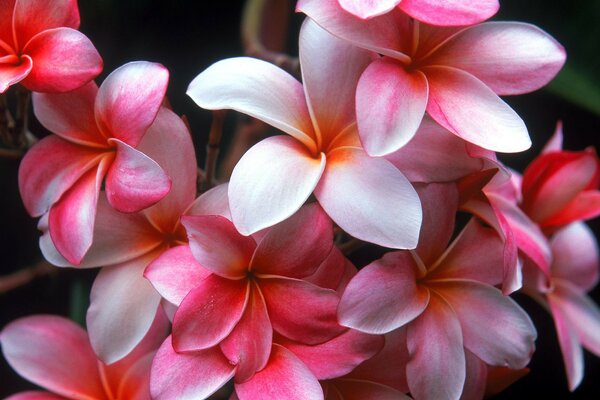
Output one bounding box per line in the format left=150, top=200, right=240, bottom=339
left=1, top=1, right=599, bottom=399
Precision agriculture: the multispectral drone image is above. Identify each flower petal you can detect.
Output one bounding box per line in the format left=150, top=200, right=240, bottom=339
left=0, top=315, right=105, bottom=399
left=229, top=135, right=325, bottom=235
left=259, top=277, right=344, bottom=345
left=427, top=22, right=565, bottom=94
left=13, top=0, right=79, bottom=46
left=299, top=19, right=371, bottom=147
left=48, top=157, right=110, bottom=265
left=187, top=57, right=317, bottom=151
left=21, top=28, right=102, bottom=93
left=234, top=344, right=323, bottom=400
left=251, top=203, right=333, bottom=279
left=297, top=0, right=412, bottom=61
left=338, top=0, right=400, bottom=19
left=105, top=138, right=171, bottom=213
left=186, top=183, right=231, bottom=220
left=406, top=293, right=465, bottom=400
left=182, top=215, right=255, bottom=279
left=400, top=0, right=498, bottom=26
left=314, top=147, right=421, bottom=249
left=87, top=252, right=163, bottom=364
left=32, top=82, right=105, bottom=147
left=356, top=57, right=428, bottom=156
left=18, top=135, right=104, bottom=217
left=221, top=282, right=273, bottom=383
left=145, top=245, right=212, bottom=307
left=0, top=55, right=32, bottom=93
left=172, top=275, right=249, bottom=352
left=424, top=65, right=530, bottom=153
left=95, top=61, right=168, bottom=146
left=150, top=337, right=235, bottom=400
left=339, top=252, right=429, bottom=334
left=430, top=280, right=536, bottom=369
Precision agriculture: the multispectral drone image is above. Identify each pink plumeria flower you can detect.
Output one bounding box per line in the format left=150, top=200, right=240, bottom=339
left=187, top=19, right=421, bottom=249
left=19, top=61, right=172, bottom=265
left=523, top=222, right=600, bottom=391
left=36, top=106, right=198, bottom=364
left=147, top=204, right=349, bottom=399
left=298, top=0, right=566, bottom=156
left=337, top=0, right=498, bottom=25
left=338, top=183, right=536, bottom=400
left=0, top=312, right=168, bottom=400
left=0, top=0, right=103, bottom=93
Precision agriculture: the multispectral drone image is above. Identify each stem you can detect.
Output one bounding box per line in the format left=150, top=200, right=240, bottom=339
left=0, top=94, right=9, bottom=145
left=14, top=86, right=30, bottom=148
left=0, top=261, right=56, bottom=294
left=202, top=110, right=226, bottom=192
left=220, top=116, right=269, bottom=179
left=339, top=238, right=366, bottom=256
left=241, top=0, right=299, bottom=77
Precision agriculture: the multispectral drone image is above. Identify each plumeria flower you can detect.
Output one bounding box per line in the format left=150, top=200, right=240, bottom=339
left=298, top=0, right=566, bottom=156
left=19, top=61, right=172, bottom=265
left=337, top=0, right=498, bottom=25
left=522, top=222, right=600, bottom=391
left=187, top=18, right=421, bottom=250
left=147, top=203, right=350, bottom=398
left=37, top=106, right=197, bottom=364
left=0, top=312, right=168, bottom=400
left=338, top=183, right=536, bottom=400
left=0, top=0, right=102, bottom=93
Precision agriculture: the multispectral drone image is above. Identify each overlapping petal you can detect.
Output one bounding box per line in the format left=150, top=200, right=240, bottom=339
left=399, top=0, right=499, bottom=26
left=338, top=0, right=399, bottom=19
left=12, top=0, right=80, bottom=46
left=229, top=135, right=325, bottom=235
left=314, top=147, right=421, bottom=249
left=0, top=56, right=32, bottom=93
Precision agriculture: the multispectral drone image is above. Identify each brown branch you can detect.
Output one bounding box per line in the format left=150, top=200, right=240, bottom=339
left=201, top=110, right=226, bottom=192
left=220, top=117, right=270, bottom=180
left=338, top=238, right=367, bottom=256
left=241, top=0, right=299, bottom=77
left=14, top=86, right=30, bottom=148
left=0, top=261, right=57, bottom=294
left=0, top=94, right=10, bottom=145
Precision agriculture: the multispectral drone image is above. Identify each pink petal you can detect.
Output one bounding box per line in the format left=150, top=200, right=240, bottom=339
left=551, top=281, right=600, bottom=358
left=182, top=215, right=255, bottom=279
left=0, top=0, right=16, bottom=46
left=279, top=329, right=384, bottom=380
left=186, top=183, right=232, bottom=220
left=406, top=293, right=465, bottom=400
left=386, top=116, right=491, bottom=183
left=314, top=147, right=421, bottom=249
left=114, top=353, right=154, bottom=400
left=5, top=392, right=66, bottom=400
left=48, top=157, right=110, bottom=265
left=0, top=55, right=32, bottom=93
left=172, top=275, right=249, bottom=352
left=461, top=350, right=488, bottom=400
left=297, top=0, right=412, bottom=61
left=95, top=61, right=168, bottom=146
left=356, top=57, right=428, bottom=156
left=400, top=0, right=498, bottom=26
left=150, top=337, right=235, bottom=400
left=87, top=252, right=164, bottom=364
left=299, top=19, right=371, bottom=147
left=431, top=280, right=536, bottom=369
left=427, top=219, right=504, bottom=286
left=229, top=135, right=325, bottom=235
left=187, top=57, right=317, bottom=151
left=21, top=28, right=101, bottom=93
left=221, top=282, right=273, bottom=383
left=13, top=0, right=79, bottom=46
left=145, top=245, right=212, bottom=307
left=547, top=292, right=584, bottom=391
left=414, top=182, right=459, bottom=265
left=234, top=344, right=323, bottom=400
left=0, top=315, right=105, bottom=399
left=338, top=0, right=400, bottom=19
left=424, top=65, right=530, bottom=153
left=105, top=138, right=171, bottom=213
left=139, top=107, right=198, bottom=229
left=542, top=121, right=564, bottom=154
left=259, top=277, right=344, bottom=345
left=304, top=246, right=350, bottom=291
left=339, top=252, right=429, bottom=334
left=427, top=22, right=565, bottom=95
left=251, top=203, right=333, bottom=279
left=545, top=191, right=600, bottom=228
left=550, top=223, right=599, bottom=291
left=18, top=135, right=105, bottom=217
left=32, top=82, right=106, bottom=147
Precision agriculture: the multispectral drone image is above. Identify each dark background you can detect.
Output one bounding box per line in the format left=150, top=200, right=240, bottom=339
left=1, top=0, right=599, bottom=398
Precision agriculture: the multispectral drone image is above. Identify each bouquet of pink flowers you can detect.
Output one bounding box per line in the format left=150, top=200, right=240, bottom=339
left=1, top=0, right=599, bottom=399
